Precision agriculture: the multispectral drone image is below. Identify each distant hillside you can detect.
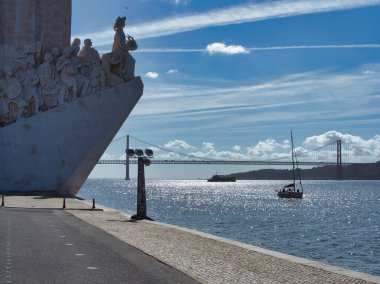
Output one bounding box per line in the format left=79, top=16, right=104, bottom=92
left=223, top=162, right=380, bottom=180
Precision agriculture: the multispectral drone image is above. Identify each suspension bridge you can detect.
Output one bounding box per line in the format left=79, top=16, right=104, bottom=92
left=97, top=135, right=378, bottom=179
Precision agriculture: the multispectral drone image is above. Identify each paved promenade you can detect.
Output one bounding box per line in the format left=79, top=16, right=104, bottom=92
left=0, top=194, right=197, bottom=284
left=1, top=194, right=379, bottom=284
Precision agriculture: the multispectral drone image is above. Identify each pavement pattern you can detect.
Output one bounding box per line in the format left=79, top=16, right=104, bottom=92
left=1, top=194, right=379, bottom=284
left=0, top=195, right=197, bottom=284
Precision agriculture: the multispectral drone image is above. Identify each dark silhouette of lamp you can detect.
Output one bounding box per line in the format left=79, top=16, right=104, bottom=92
left=128, top=148, right=154, bottom=221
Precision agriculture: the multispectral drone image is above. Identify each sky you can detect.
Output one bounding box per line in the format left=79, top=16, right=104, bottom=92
left=71, top=0, right=380, bottom=179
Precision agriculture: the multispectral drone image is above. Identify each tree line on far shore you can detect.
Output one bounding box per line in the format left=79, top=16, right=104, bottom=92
left=223, top=162, right=380, bottom=180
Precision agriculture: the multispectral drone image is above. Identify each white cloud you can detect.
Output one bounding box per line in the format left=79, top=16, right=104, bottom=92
left=164, top=139, right=196, bottom=149
left=171, top=0, right=191, bottom=6
left=304, top=131, right=380, bottom=151
left=104, top=131, right=380, bottom=163
left=145, top=71, right=159, bottom=79
left=202, top=142, right=215, bottom=151
left=75, top=0, right=380, bottom=45
left=157, top=139, right=249, bottom=160
left=100, top=153, right=112, bottom=160
left=302, top=131, right=380, bottom=162
left=363, top=70, right=376, bottom=75
left=187, top=150, right=246, bottom=160
left=185, top=142, right=246, bottom=160
left=232, top=145, right=241, bottom=151
left=282, top=140, right=291, bottom=149
left=155, top=152, right=182, bottom=160
left=206, top=43, right=250, bottom=55
left=203, top=132, right=379, bottom=162
left=166, top=69, right=179, bottom=74
left=247, top=139, right=287, bottom=159
left=304, top=130, right=344, bottom=147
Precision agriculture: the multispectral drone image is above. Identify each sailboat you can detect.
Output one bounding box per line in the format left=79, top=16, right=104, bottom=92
left=277, top=130, right=303, bottom=199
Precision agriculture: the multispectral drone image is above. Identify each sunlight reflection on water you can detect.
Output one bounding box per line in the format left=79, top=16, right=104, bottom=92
left=80, top=179, right=380, bottom=276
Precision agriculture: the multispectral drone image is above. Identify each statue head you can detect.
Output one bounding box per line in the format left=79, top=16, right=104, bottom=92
left=71, top=38, right=81, bottom=56
left=52, top=47, right=61, bottom=57
left=63, top=47, right=72, bottom=58
left=114, top=17, right=126, bottom=31
left=71, top=38, right=81, bottom=47
left=84, top=39, right=92, bottom=47
left=44, top=53, right=53, bottom=63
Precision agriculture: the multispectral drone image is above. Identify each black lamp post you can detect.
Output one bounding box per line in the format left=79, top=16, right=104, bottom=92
left=129, top=148, right=154, bottom=221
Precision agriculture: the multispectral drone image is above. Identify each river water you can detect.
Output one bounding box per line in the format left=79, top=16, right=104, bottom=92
left=79, top=179, right=380, bottom=276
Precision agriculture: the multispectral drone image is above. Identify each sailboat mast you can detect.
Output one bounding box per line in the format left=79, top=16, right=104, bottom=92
left=291, top=130, right=296, bottom=185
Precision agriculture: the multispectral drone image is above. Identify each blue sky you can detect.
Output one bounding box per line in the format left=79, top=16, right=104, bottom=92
left=72, top=0, right=380, bottom=179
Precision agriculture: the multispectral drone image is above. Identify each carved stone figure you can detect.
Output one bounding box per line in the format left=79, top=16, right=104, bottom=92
left=112, top=16, right=137, bottom=80
left=112, top=17, right=138, bottom=53
left=38, top=53, right=66, bottom=108
left=101, top=53, right=124, bottom=87
left=89, top=56, right=106, bottom=94
left=79, top=39, right=106, bottom=94
left=56, top=47, right=78, bottom=100
left=69, top=39, right=90, bottom=97
left=102, top=16, right=137, bottom=86
left=2, top=68, right=26, bottom=123
left=71, top=38, right=81, bottom=57
left=16, top=61, right=41, bottom=117
left=78, top=39, right=100, bottom=69
left=0, top=16, right=141, bottom=128
left=52, top=47, right=61, bottom=66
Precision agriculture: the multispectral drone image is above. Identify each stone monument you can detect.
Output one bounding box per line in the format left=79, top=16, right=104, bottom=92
left=0, top=0, right=71, bottom=67
left=0, top=0, right=143, bottom=196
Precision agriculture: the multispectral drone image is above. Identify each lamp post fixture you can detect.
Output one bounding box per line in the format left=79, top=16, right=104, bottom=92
left=128, top=148, right=154, bottom=221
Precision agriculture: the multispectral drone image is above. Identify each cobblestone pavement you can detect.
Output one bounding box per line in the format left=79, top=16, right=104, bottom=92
left=2, top=194, right=379, bottom=284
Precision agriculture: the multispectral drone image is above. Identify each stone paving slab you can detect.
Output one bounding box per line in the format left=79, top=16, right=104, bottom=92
left=1, top=194, right=379, bottom=284
left=0, top=193, right=92, bottom=210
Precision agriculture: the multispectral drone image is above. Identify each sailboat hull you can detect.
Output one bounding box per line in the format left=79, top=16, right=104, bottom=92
left=277, top=191, right=303, bottom=199
left=0, top=77, right=143, bottom=196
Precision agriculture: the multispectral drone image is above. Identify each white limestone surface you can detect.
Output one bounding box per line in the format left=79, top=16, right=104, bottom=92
left=0, top=78, right=143, bottom=196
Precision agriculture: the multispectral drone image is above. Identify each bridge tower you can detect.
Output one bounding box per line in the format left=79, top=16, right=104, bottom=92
left=336, top=139, right=342, bottom=179
left=125, top=135, right=130, bottom=180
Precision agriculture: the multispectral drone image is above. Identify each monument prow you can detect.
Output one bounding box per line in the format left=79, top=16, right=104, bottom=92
left=0, top=1, right=143, bottom=196
left=0, top=78, right=143, bottom=196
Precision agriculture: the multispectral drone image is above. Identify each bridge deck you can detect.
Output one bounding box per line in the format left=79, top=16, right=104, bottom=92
left=98, top=159, right=358, bottom=166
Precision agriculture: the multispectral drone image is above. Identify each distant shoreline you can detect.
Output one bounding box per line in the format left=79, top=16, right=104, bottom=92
left=224, top=162, right=380, bottom=180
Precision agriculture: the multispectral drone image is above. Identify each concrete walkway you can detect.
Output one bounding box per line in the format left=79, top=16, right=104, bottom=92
left=1, top=194, right=379, bottom=284
left=0, top=194, right=197, bottom=284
